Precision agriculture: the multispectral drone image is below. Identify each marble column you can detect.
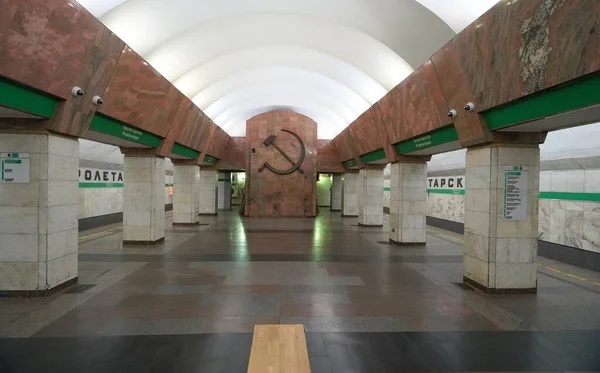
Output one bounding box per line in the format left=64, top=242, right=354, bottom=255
left=0, top=133, right=79, bottom=294
left=199, top=168, right=218, bottom=215
left=331, top=174, right=342, bottom=211
left=463, top=145, right=540, bottom=293
left=357, top=168, right=384, bottom=226
left=172, top=163, right=200, bottom=225
left=218, top=172, right=232, bottom=210
left=341, top=172, right=359, bottom=217
left=123, top=155, right=165, bottom=244
left=389, top=162, right=427, bottom=245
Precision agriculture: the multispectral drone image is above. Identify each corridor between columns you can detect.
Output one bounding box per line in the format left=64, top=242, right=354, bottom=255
left=1, top=211, right=599, bottom=372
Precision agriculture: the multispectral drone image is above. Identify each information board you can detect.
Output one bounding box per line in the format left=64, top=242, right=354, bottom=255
left=1, top=153, right=30, bottom=184
left=503, top=166, right=528, bottom=220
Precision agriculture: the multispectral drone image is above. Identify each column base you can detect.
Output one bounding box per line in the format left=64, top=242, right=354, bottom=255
left=0, top=277, right=78, bottom=298
left=389, top=239, right=426, bottom=246
left=198, top=213, right=218, bottom=216
left=463, top=277, right=537, bottom=294
left=341, top=214, right=358, bottom=218
left=330, top=209, right=341, bottom=212
left=357, top=223, right=383, bottom=227
left=123, top=237, right=165, bottom=245
left=172, top=222, right=200, bottom=226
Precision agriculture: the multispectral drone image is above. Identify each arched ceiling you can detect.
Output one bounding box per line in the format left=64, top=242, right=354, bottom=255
left=77, top=0, right=500, bottom=140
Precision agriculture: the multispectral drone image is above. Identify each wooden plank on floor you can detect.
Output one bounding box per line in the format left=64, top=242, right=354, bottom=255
left=247, top=324, right=311, bottom=373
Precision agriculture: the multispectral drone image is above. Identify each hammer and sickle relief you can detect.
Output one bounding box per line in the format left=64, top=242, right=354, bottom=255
left=258, top=129, right=306, bottom=175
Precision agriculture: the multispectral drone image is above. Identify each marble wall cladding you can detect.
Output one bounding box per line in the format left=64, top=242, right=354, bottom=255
left=451, top=0, right=600, bottom=111
left=333, top=0, right=600, bottom=153
left=331, top=174, right=343, bottom=211
left=0, top=0, right=125, bottom=136
left=389, top=162, right=428, bottom=244
left=358, top=169, right=384, bottom=226
left=78, top=183, right=172, bottom=219
left=342, top=172, right=360, bottom=217
left=122, top=156, right=165, bottom=243
left=316, top=140, right=345, bottom=174
left=538, top=169, right=600, bottom=254
left=204, top=126, right=230, bottom=161
left=198, top=169, right=217, bottom=215
left=79, top=187, right=123, bottom=219
left=173, top=165, right=200, bottom=224
left=0, top=0, right=226, bottom=149
left=218, top=137, right=246, bottom=171
left=347, top=109, right=386, bottom=157
left=380, top=62, right=451, bottom=145
left=0, top=134, right=79, bottom=291
left=99, top=47, right=178, bottom=138
left=332, top=129, right=358, bottom=165
left=427, top=193, right=465, bottom=223
left=463, top=145, right=540, bottom=290
left=0, top=0, right=120, bottom=98
left=245, top=111, right=318, bottom=217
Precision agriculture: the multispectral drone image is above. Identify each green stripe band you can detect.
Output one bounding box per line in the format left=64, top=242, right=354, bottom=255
left=427, top=189, right=465, bottom=195
left=484, top=72, right=600, bottom=131
left=539, top=192, right=600, bottom=203
left=0, top=77, right=58, bottom=118
left=79, top=182, right=124, bottom=188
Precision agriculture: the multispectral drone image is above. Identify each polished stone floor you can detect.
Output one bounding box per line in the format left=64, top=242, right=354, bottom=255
left=1, top=211, right=599, bottom=372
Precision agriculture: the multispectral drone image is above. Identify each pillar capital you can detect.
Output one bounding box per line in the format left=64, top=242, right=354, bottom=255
left=120, top=147, right=164, bottom=158
left=390, top=154, right=431, bottom=164
left=361, top=164, right=387, bottom=170
left=171, top=158, right=199, bottom=166
left=468, top=132, right=547, bottom=151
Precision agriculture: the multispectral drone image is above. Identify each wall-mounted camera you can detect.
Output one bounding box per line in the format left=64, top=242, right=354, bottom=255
left=71, top=86, right=84, bottom=97
left=447, top=109, right=457, bottom=118
left=464, top=102, right=476, bottom=112
left=92, top=95, right=104, bottom=105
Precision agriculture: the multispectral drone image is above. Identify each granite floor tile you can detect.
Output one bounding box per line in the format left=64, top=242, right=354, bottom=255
left=307, top=317, right=403, bottom=332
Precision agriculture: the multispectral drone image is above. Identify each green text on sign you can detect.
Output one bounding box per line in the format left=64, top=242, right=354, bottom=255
left=343, top=158, right=359, bottom=169
left=395, top=125, right=458, bottom=154
left=89, top=114, right=162, bottom=148
left=204, top=154, right=219, bottom=165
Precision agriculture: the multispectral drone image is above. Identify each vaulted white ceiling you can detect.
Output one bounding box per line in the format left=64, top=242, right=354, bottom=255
left=77, top=0, right=500, bottom=139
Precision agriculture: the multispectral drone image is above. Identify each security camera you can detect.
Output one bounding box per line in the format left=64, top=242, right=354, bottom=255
left=447, top=109, right=457, bottom=118
left=71, top=86, right=84, bottom=97
left=92, top=95, right=103, bottom=105
left=464, top=102, right=476, bottom=112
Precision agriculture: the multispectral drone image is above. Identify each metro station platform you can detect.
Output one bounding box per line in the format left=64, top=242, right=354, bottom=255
left=1, top=211, right=599, bottom=372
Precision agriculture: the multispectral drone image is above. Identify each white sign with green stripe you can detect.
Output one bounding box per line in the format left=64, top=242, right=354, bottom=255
left=1, top=152, right=30, bottom=183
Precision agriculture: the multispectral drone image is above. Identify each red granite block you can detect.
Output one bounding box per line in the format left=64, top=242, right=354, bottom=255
left=245, top=111, right=317, bottom=217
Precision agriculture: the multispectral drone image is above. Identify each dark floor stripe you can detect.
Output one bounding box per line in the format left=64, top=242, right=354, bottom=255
left=1, top=331, right=599, bottom=373
left=78, top=253, right=463, bottom=263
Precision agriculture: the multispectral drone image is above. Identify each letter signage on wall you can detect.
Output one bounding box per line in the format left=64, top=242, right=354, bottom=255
left=79, top=167, right=124, bottom=188
left=427, top=176, right=465, bottom=194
